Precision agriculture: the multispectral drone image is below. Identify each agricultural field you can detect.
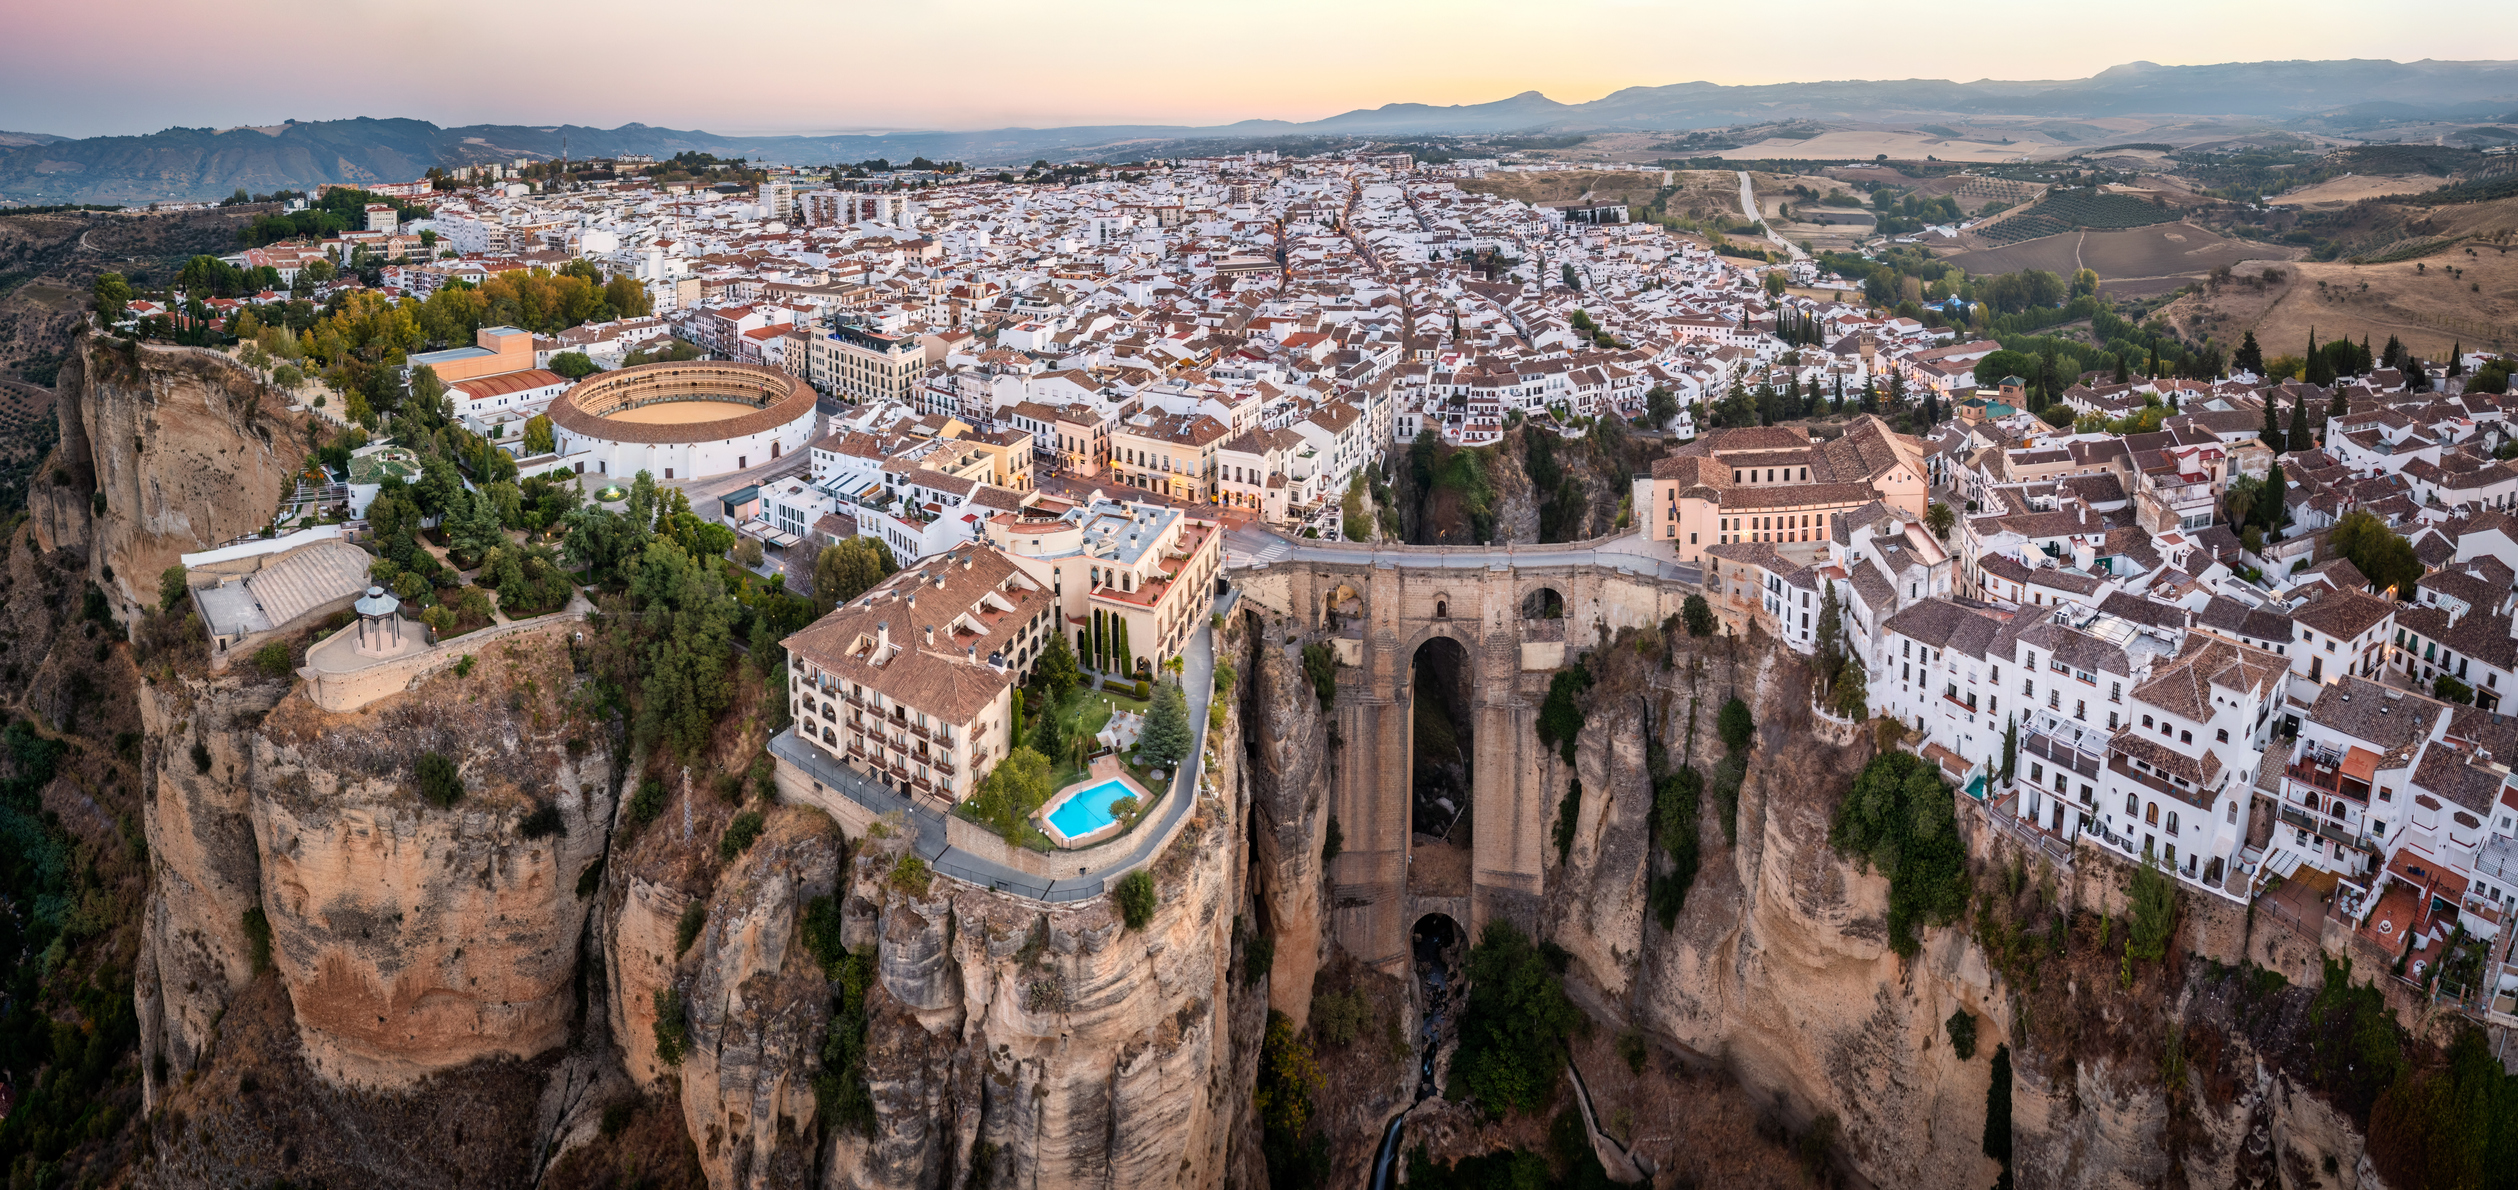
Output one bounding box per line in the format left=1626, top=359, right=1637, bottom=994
left=1971, top=190, right=2181, bottom=244
left=1939, top=221, right=2296, bottom=296
left=2275, top=173, right=2449, bottom=208
left=1455, top=168, right=1675, bottom=209
left=2158, top=242, right=2518, bottom=361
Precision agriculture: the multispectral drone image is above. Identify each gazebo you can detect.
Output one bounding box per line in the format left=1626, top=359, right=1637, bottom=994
left=353, top=586, right=406, bottom=657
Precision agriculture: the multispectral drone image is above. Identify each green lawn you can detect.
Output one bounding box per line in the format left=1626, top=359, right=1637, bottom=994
left=1040, top=684, right=1150, bottom=793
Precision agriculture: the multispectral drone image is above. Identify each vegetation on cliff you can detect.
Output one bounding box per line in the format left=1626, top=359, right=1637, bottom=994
left=1449, top=920, right=1585, bottom=1117
left=1827, top=751, right=1968, bottom=957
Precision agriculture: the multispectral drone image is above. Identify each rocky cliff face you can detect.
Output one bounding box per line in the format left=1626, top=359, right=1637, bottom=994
left=671, top=807, right=842, bottom=1190
left=1241, top=611, right=1331, bottom=1027
left=823, top=619, right=1261, bottom=1190
left=136, top=625, right=614, bottom=1096
left=32, top=334, right=306, bottom=614
left=1532, top=640, right=2384, bottom=1190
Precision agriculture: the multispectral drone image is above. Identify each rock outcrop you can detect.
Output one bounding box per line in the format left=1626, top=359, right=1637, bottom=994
left=32, top=334, right=307, bottom=616
left=135, top=624, right=614, bottom=1091
left=1241, top=612, right=1330, bottom=1027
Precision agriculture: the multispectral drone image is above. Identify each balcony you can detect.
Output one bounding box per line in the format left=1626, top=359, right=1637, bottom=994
left=2285, top=759, right=2371, bottom=803
left=2278, top=803, right=2379, bottom=854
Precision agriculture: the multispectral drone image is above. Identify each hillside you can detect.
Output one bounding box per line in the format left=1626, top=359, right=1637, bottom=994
left=2160, top=240, right=2518, bottom=360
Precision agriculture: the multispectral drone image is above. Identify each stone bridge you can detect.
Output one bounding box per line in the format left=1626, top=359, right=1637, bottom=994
left=1229, top=533, right=1698, bottom=974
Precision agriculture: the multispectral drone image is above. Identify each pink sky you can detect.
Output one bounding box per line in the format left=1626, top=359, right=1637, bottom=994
left=7, top=0, right=2515, bottom=138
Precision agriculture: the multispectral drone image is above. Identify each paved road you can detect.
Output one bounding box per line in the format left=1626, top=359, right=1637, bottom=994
left=772, top=616, right=1219, bottom=902
left=1737, top=171, right=1808, bottom=262
left=1223, top=525, right=1701, bottom=586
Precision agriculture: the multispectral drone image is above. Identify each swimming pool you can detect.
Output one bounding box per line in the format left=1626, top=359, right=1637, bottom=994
left=1046, top=779, right=1135, bottom=839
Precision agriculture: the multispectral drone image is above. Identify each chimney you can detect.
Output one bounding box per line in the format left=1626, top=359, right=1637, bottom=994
left=925, top=624, right=935, bottom=646
left=877, top=621, right=890, bottom=654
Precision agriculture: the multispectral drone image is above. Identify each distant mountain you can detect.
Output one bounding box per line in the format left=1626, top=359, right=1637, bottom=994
left=5, top=59, right=2516, bottom=205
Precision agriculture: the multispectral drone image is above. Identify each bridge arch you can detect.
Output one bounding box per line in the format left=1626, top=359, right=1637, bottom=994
left=1520, top=584, right=1567, bottom=621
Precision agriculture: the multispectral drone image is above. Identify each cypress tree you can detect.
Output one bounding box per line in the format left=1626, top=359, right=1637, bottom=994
left=2287, top=397, right=2312, bottom=452
left=2113, top=356, right=2129, bottom=384
left=2261, top=394, right=2284, bottom=451
left=2262, top=463, right=2288, bottom=529
left=2235, top=330, right=2263, bottom=376
left=2001, top=718, right=2017, bottom=783
left=2449, top=341, right=2464, bottom=377
left=1091, top=609, right=1106, bottom=672
left=1984, top=1044, right=2014, bottom=1179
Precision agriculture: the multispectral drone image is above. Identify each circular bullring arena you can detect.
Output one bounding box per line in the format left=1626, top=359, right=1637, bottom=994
left=546, top=360, right=818, bottom=482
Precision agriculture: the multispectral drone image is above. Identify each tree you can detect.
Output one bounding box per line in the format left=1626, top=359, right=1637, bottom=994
left=968, top=746, right=1053, bottom=841
left=2260, top=394, right=2285, bottom=451
left=522, top=413, right=556, bottom=455
left=2328, top=510, right=2423, bottom=598
left=1644, top=385, right=1678, bottom=430
left=1681, top=594, right=1715, bottom=637
left=1136, top=679, right=1192, bottom=771
left=1924, top=502, right=1955, bottom=541
left=93, top=272, right=131, bottom=323
left=2000, top=718, right=2017, bottom=784
left=1816, top=580, right=1846, bottom=683
left=1828, top=751, right=1966, bottom=956
left=549, top=350, right=599, bottom=379
left=2434, top=674, right=2475, bottom=705
left=2287, top=395, right=2313, bottom=452
left=1029, top=701, right=1065, bottom=759
left=158, top=565, right=190, bottom=614
left=2306, top=329, right=2336, bottom=387
left=2234, top=330, right=2264, bottom=376
left=1033, top=631, right=1081, bottom=706
left=1448, top=920, right=1583, bottom=1117
left=1717, top=696, right=1755, bottom=754
left=812, top=536, right=898, bottom=613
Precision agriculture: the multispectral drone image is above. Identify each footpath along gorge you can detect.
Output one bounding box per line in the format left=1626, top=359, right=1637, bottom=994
left=0, top=332, right=2458, bottom=1190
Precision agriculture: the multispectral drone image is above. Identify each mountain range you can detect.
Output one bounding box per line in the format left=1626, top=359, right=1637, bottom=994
left=4, top=58, right=2516, bottom=205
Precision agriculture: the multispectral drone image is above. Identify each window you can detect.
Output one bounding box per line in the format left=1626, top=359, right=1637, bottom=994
left=2166, top=810, right=2180, bottom=834
left=2180, top=730, right=2193, bottom=744
left=2227, top=800, right=2238, bottom=824
left=2145, top=802, right=2159, bottom=826
left=2142, top=715, right=2154, bottom=729
left=2109, top=682, right=2122, bottom=703
left=2125, top=793, right=2140, bottom=817
left=2215, top=729, right=2229, bottom=743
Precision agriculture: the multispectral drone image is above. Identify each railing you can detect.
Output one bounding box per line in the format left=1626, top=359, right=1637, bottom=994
left=2278, top=804, right=2379, bottom=853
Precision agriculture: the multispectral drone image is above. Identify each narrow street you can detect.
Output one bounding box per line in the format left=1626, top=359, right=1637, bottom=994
left=1736, top=170, right=1807, bottom=261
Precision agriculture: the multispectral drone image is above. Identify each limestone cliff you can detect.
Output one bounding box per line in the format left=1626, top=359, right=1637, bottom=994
left=1533, top=638, right=2387, bottom=1190
left=824, top=618, right=1259, bottom=1190
left=135, top=624, right=614, bottom=1099
left=1241, top=611, right=1331, bottom=1027
left=31, top=333, right=307, bottom=615
left=678, top=807, right=843, bottom=1190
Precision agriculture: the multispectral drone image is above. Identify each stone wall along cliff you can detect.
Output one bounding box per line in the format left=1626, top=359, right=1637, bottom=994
left=32, top=334, right=309, bottom=615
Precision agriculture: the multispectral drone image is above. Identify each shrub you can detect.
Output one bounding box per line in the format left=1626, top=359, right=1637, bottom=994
left=749, top=754, right=778, bottom=802
left=628, top=776, right=668, bottom=825
left=1322, top=815, right=1343, bottom=864
left=890, top=853, right=933, bottom=898
left=652, top=988, right=689, bottom=1065
left=1946, top=1008, right=1978, bottom=1060
left=1617, top=1027, right=1648, bottom=1073
left=1313, top=988, right=1370, bottom=1047
left=814, top=949, right=878, bottom=1136
left=518, top=800, right=565, bottom=839
left=2126, top=857, right=2179, bottom=964
left=799, top=894, right=847, bottom=976
left=242, top=906, right=274, bottom=974
left=453, top=654, right=475, bottom=678
left=1115, top=868, right=1157, bottom=929
left=1243, top=933, right=1275, bottom=986
left=416, top=751, right=463, bottom=807
left=251, top=639, right=292, bottom=677
left=1535, top=666, right=1591, bottom=765
left=718, top=810, right=766, bottom=860
left=1300, top=642, right=1338, bottom=710
left=1983, top=1044, right=2013, bottom=1173
left=575, top=858, right=604, bottom=900
left=190, top=740, right=212, bottom=773
left=1716, top=696, right=1755, bottom=752
left=675, top=899, right=707, bottom=957
left=598, top=1099, right=636, bottom=1138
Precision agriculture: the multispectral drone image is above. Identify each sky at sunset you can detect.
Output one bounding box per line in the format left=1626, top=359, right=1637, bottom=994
left=9, top=0, right=2517, bottom=139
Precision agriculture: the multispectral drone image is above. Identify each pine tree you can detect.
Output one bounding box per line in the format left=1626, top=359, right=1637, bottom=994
left=1136, top=678, right=1192, bottom=770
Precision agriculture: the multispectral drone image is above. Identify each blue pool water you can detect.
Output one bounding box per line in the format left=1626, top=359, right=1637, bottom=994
left=1047, top=780, right=1133, bottom=837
